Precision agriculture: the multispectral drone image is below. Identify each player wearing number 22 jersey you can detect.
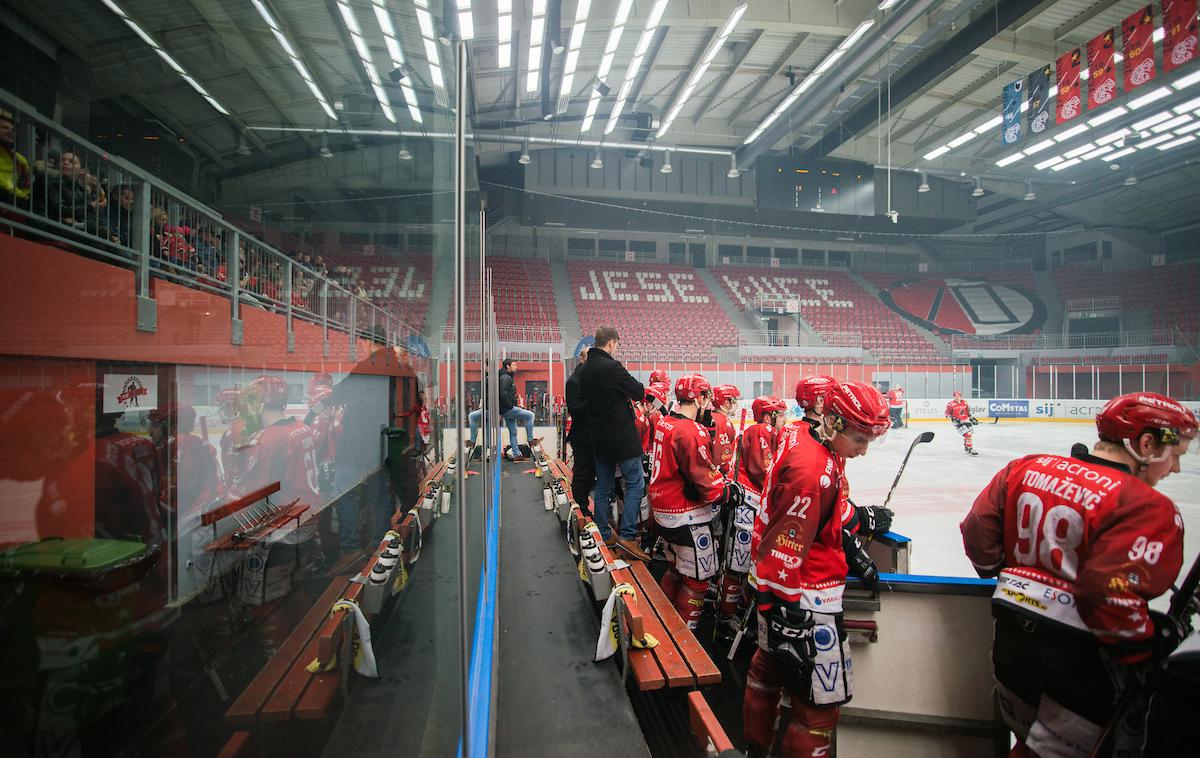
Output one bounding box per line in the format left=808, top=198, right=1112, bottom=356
left=961, top=391, right=1195, bottom=758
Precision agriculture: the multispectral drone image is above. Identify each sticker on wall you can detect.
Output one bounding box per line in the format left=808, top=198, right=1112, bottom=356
left=102, top=374, right=158, bottom=413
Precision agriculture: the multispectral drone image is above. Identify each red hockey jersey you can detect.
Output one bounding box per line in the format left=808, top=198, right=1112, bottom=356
left=648, top=413, right=726, bottom=529
left=752, top=429, right=853, bottom=611
left=234, top=417, right=320, bottom=507
left=887, top=388, right=905, bottom=409
left=638, top=406, right=662, bottom=455
left=710, top=411, right=737, bottom=477
left=961, top=451, right=1183, bottom=651
left=946, top=398, right=972, bottom=422
left=737, top=422, right=776, bottom=495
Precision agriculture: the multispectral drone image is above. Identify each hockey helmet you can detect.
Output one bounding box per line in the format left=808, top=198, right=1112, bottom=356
left=644, top=382, right=670, bottom=410
left=649, top=369, right=671, bottom=386
left=795, top=375, right=838, bottom=410
left=1096, top=392, right=1198, bottom=452
left=250, top=375, right=290, bottom=411
left=953, top=390, right=963, bottom=399
left=309, top=386, right=333, bottom=406
left=826, top=382, right=891, bottom=438
left=751, top=395, right=787, bottom=423
left=713, top=384, right=741, bottom=408
left=674, top=373, right=711, bottom=402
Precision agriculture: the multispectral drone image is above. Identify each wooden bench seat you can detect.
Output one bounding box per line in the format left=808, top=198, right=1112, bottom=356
left=687, top=691, right=736, bottom=754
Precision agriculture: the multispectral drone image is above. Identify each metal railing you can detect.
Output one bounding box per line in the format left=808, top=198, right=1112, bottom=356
left=1064, top=297, right=1121, bottom=312
left=0, top=88, right=420, bottom=353
left=738, top=330, right=863, bottom=348
left=442, top=324, right=563, bottom=344
left=951, top=329, right=1178, bottom=351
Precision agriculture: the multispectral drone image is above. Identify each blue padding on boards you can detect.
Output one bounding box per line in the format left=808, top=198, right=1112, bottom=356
left=460, top=452, right=502, bottom=758
left=848, top=572, right=996, bottom=596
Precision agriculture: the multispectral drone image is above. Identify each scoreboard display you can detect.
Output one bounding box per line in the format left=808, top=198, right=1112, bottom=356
left=756, top=157, right=876, bottom=216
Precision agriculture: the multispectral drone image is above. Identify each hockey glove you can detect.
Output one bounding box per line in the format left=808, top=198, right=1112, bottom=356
left=1149, top=610, right=1189, bottom=663
left=723, top=481, right=746, bottom=510
left=854, top=504, right=894, bottom=536
left=699, top=409, right=715, bottom=429
left=682, top=480, right=702, bottom=502
left=969, top=416, right=980, bottom=425
left=762, top=598, right=817, bottom=690
left=642, top=453, right=652, bottom=482
left=844, top=529, right=879, bottom=587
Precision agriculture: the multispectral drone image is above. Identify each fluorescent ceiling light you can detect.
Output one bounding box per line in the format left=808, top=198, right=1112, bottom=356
left=974, top=115, right=1003, bottom=134
left=337, top=1, right=395, bottom=123
left=879, top=0, right=901, bottom=8
left=1136, top=133, right=1173, bottom=149
left=923, top=145, right=951, bottom=160
left=526, top=0, right=548, bottom=92
left=1127, top=86, right=1171, bottom=109
left=1153, top=27, right=1165, bottom=42
left=1105, top=147, right=1136, bottom=161
left=556, top=0, right=593, bottom=108
left=155, top=48, right=186, bottom=74
left=720, top=2, right=749, bottom=35
left=1080, top=145, right=1113, bottom=160
left=656, top=2, right=747, bottom=139
left=995, top=152, right=1024, bottom=167
left=1024, top=138, right=1056, bottom=154
left=413, top=0, right=446, bottom=100
left=1034, top=155, right=1063, bottom=170
left=1054, top=123, right=1089, bottom=142
left=838, top=19, right=875, bottom=51
left=947, top=131, right=977, bottom=148
left=337, top=2, right=360, bottom=34
left=1132, top=111, right=1173, bottom=131
left=272, top=28, right=298, bottom=58
left=1088, top=106, right=1127, bottom=126
left=1095, top=128, right=1129, bottom=145
left=1157, top=134, right=1196, bottom=150
left=250, top=0, right=276, bottom=27
left=813, top=48, right=846, bottom=75
left=600, top=0, right=666, bottom=135
left=1151, top=114, right=1195, bottom=133
left=1173, top=69, right=1200, bottom=90
left=1063, top=142, right=1096, bottom=158
left=371, top=0, right=422, bottom=123
left=458, top=11, right=474, bottom=40
left=1173, top=96, right=1200, bottom=114
left=101, top=0, right=128, bottom=17
left=1051, top=158, right=1081, bottom=171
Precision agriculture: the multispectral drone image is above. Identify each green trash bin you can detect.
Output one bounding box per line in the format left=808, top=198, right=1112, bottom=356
left=383, top=426, right=407, bottom=470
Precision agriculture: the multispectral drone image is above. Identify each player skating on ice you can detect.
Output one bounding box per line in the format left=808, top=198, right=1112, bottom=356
left=742, top=382, right=890, bottom=758
left=960, top=392, right=1196, bottom=758
left=946, top=390, right=979, bottom=455
left=647, top=373, right=744, bottom=631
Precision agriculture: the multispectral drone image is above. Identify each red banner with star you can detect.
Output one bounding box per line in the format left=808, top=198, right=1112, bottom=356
left=1088, top=29, right=1119, bottom=108
left=1163, top=0, right=1199, bottom=72
left=1123, top=5, right=1157, bottom=89
left=1056, top=48, right=1082, bottom=123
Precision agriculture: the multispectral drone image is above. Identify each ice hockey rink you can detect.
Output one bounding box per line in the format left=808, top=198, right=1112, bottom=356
left=846, top=420, right=1200, bottom=590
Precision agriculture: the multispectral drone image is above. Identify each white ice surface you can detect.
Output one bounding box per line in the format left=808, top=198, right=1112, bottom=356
left=844, top=421, right=1200, bottom=592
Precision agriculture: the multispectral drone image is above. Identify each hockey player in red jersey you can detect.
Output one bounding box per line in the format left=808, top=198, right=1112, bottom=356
left=946, top=390, right=979, bottom=455
left=710, top=384, right=741, bottom=478
left=215, top=388, right=246, bottom=488
left=641, top=383, right=670, bottom=455
left=396, top=388, right=432, bottom=457
left=649, top=369, right=670, bottom=386
left=886, top=385, right=905, bottom=429
left=743, top=381, right=890, bottom=758
left=961, top=392, right=1195, bottom=757
left=647, top=374, right=743, bottom=630
left=738, top=396, right=787, bottom=500
left=232, top=375, right=320, bottom=509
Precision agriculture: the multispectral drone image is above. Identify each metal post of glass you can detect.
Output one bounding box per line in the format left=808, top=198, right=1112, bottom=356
left=454, top=38, right=471, bottom=758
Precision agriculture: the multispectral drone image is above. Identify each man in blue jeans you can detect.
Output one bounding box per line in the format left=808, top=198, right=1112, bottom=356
left=577, top=326, right=651, bottom=561
left=497, top=359, right=539, bottom=462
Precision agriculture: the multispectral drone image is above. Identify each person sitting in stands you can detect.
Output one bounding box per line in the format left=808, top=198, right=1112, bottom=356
left=0, top=108, right=32, bottom=204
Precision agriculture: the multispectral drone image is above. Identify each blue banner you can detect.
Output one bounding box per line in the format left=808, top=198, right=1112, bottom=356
left=988, top=399, right=1029, bottom=418
left=572, top=335, right=595, bottom=359
left=1001, top=78, right=1023, bottom=144
left=405, top=333, right=430, bottom=359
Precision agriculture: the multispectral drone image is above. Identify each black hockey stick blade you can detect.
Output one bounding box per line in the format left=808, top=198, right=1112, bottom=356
left=882, top=432, right=935, bottom=509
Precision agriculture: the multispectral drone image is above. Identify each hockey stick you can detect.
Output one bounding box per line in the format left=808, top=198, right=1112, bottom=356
left=882, top=431, right=935, bottom=510
left=1087, top=549, right=1200, bottom=757
left=727, top=598, right=757, bottom=660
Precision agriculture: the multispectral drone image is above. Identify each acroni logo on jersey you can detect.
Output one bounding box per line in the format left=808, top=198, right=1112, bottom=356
left=878, top=277, right=1046, bottom=336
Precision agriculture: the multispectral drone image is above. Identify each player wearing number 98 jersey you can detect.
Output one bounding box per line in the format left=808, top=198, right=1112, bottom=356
left=960, top=391, right=1196, bottom=758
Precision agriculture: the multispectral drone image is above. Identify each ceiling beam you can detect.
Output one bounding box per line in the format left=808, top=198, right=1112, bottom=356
left=893, top=61, right=1015, bottom=144
left=655, top=26, right=716, bottom=135
left=728, top=32, right=807, bottom=129
left=1054, top=0, right=1124, bottom=40
left=624, top=26, right=669, bottom=116
left=694, top=29, right=763, bottom=119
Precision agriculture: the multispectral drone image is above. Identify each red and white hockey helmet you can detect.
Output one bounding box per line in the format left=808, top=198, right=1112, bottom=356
left=309, top=386, right=333, bottom=406
left=250, top=375, right=290, bottom=411
left=215, top=389, right=239, bottom=408
left=952, top=390, right=963, bottom=399
left=826, top=382, right=891, bottom=438
left=649, top=370, right=670, bottom=386
left=644, top=382, right=670, bottom=410
left=795, top=375, right=838, bottom=410
left=713, top=384, right=741, bottom=407
left=1097, top=392, right=1198, bottom=452
left=751, top=395, right=787, bottom=423
left=674, top=373, right=711, bottom=402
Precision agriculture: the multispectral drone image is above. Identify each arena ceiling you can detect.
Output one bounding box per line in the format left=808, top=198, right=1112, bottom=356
left=8, top=0, right=1200, bottom=235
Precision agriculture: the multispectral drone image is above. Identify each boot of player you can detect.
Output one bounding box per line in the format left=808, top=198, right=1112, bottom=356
left=673, top=576, right=709, bottom=630
left=965, top=431, right=978, bottom=455
left=660, top=567, right=682, bottom=603
left=782, top=703, right=839, bottom=758
left=743, top=649, right=783, bottom=755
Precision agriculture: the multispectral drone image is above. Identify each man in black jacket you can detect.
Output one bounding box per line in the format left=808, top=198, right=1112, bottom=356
left=578, top=326, right=651, bottom=561
left=499, top=359, right=537, bottom=462
left=564, top=351, right=594, bottom=511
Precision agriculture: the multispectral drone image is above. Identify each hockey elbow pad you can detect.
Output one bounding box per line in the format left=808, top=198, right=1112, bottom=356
left=844, top=529, right=879, bottom=587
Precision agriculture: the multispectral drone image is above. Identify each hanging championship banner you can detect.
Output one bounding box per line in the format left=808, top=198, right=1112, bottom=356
left=1027, top=65, right=1052, bottom=135
left=1087, top=29, right=1118, bottom=108
left=1123, top=5, right=1157, bottom=89
left=1162, top=0, right=1199, bottom=72
left=1056, top=48, right=1083, bottom=123
left=1001, top=78, right=1023, bottom=144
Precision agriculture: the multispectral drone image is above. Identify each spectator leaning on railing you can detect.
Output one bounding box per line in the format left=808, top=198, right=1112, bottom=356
left=33, top=150, right=89, bottom=228
left=0, top=108, right=32, bottom=204
left=106, top=184, right=134, bottom=247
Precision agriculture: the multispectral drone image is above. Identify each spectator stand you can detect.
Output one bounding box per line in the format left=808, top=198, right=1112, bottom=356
left=533, top=446, right=732, bottom=753
left=218, top=456, right=453, bottom=753
left=0, top=89, right=414, bottom=357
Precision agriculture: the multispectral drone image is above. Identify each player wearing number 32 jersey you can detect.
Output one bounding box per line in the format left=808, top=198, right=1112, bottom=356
left=961, top=391, right=1196, bottom=758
